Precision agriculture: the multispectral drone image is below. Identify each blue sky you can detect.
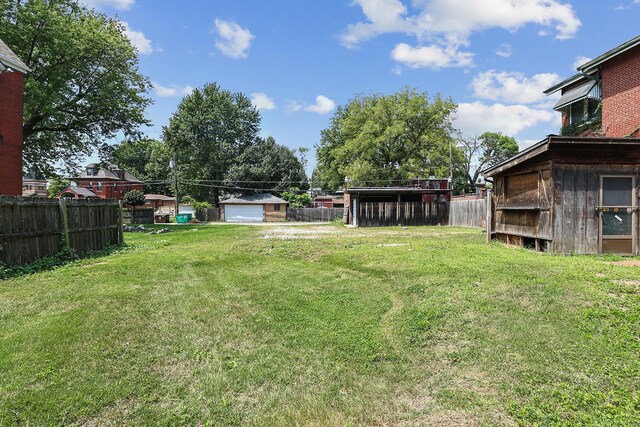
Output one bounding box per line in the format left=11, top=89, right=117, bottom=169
left=85, top=0, right=640, bottom=173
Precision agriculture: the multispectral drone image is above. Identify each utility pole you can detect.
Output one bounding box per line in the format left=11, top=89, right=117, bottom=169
left=169, top=159, right=179, bottom=216
left=449, top=138, right=453, bottom=190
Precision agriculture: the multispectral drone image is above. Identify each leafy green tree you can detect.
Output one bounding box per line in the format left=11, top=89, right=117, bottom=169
left=109, top=139, right=172, bottom=194
left=122, top=189, right=145, bottom=210
left=163, top=83, right=260, bottom=205
left=459, top=132, right=519, bottom=192
left=47, top=176, right=69, bottom=198
left=315, top=88, right=458, bottom=189
left=224, top=136, right=308, bottom=194
left=0, top=0, right=152, bottom=174
left=281, top=187, right=312, bottom=208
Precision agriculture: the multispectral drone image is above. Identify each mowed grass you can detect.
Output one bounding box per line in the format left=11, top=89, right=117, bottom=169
left=1, top=224, right=639, bottom=426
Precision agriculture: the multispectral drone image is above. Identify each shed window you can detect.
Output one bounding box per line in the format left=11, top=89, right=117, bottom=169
left=274, top=204, right=281, bottom=211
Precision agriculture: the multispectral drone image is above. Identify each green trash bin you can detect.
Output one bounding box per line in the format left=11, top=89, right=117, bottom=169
left=176, top=213, right=192, bottom=224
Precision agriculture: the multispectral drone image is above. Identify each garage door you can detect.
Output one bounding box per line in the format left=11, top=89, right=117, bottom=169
left=224, top=205, right=264, bottom=222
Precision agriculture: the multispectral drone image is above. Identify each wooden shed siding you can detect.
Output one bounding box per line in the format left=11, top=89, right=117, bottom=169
left=264, top=203, right=286, bottom=222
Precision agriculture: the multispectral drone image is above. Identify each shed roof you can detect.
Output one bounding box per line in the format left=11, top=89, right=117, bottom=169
left=59, top=186, right=99, bottom=198
left=220, top=193, right=288, bottom=205
left=145, top=194, right=175, bottom=201
left=483, top=136, right=640, bottom=177
left=343, top=187, right=450, bottom=194
left=0, top=38, right=30, bottom=74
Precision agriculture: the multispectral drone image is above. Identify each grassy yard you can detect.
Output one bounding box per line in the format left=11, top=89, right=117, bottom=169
left=1, top=224, right=639, bottom=426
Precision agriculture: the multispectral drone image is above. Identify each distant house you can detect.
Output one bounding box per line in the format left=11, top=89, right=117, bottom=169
left=343, top=178, right=451, bottom=226
left=144, top=194, right=175, bottom=211
left=486, top=35, right=640, bottom=255
left=0, top=38, right=30, bottom=196
left=58, top=186, right=99, bottom=199
left=220, top=193, right=288, bottom=222
left=544, top=33, right=640, bottom=137
left=22, top=178, right=48, bottom=198
left=68, top=164, right=143, bottom=200
left=313, top=195, right=344, bottom=208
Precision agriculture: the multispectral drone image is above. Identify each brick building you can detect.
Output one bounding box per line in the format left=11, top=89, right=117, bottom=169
left=544, top=34, right=640, bottom=137
left=0, top=39, right=30, bottom=196
left=68, top=163, right=143, bottom=200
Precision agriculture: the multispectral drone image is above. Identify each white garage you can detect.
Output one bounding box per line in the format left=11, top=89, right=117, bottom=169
left=224, top=204, right=263, bottom=222
left=220, top=193, right=288, bottom=223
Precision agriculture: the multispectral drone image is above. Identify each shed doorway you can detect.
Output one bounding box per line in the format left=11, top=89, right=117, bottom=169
left=599, top=176, right=635, bottom=254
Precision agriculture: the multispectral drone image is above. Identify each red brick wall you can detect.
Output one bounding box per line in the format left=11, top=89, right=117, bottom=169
left=75, top=179, right=143, bottom=200
left=0, top=71, right=24, bottom=195
left=602, top=47, right=640, bottom=137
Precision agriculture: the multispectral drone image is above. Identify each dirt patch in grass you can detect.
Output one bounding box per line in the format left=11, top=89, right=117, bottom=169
left=606, top=259, right=640, bottom=266
left=262, top=226, right=343, bottom=240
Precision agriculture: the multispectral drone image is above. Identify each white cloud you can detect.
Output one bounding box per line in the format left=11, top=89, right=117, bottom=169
left=342, top=0, right=580, bottom=68
left=152, top=82, right=193, bottom=98
left=304, top=95, right=336, bottom=114
left=495, top=42, right=512, bottom=58
left=455, top=101, right=556, bottom=136
left=121, top=21, right=153, bottom=55
left=471, top=70, right=560, bottom=104
left=251, top=92, right=277, bottom=111
left=572, top=55, right=592, bottom=70
left=286, top=101, right=303, bottom=112
left=391, top=42, right=473, bottom=69
left=81, top=0, right=134, bottom=10
left=213, top=19, right=254, bottom=59
left=517, top=138, right=544, bottom=150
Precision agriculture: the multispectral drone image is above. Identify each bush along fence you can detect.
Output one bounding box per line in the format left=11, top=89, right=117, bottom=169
left=358, top=201, right=448, bottom=227
left=286, top=207, right=343, bottom=222
left=449, top=197, right=487, bottom=229
left=0, top=197, right=122, bottom=267
left=122, top=207, right=154, bottom=224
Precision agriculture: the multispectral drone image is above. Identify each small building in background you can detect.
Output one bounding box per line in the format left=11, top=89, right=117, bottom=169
left=0, top=39, right=30, bottom=196
left=342, top=177, right=451, bottom=227
left=220, top=193, right=288, bottom=223
left=312, top=194, right=344, bottom=208
left=22, top=178, right=48, bottom=198
left=58, top=186, right=99, bottom=199
left=144, top=194, right=175, bottom=211
left=67, top=164, right=143, bottom=200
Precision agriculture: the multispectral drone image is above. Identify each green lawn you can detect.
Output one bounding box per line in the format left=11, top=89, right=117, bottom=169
left=1, top=224, right=639, bottom=426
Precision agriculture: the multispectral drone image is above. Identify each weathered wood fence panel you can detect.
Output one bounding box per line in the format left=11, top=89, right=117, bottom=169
left=0, top=197, right=122, bottom=267
left=449, top=198, right=487, bottom=228
left=195, top=207, right=221, bottom=222
left=122, top=208, right=154, bottom=224
left=358, top=201, right=448, bottom=227
left=286, top=207, right=343, bottom=222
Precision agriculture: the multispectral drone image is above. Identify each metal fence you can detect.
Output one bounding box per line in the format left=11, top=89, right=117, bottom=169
left=286, top=207, right=343, bottom=222
left=449, top=198, right=486, bottom=228
left=358, top=201, right=448, bottom=227
left=0, top=197, right=122, bottom=266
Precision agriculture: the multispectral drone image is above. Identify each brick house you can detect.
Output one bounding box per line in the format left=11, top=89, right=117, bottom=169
left=484, top=34, right=640, bottom=255
left=0, top=39, right=30, bottom=196
left=68, top=163, right=143, bottom=200
left=544, top=34, right=640, bottom=137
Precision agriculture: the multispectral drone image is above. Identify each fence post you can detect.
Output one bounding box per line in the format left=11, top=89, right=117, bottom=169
left=58, top=198, right=71, bottom=250
left=118, top=200, right=124, bottom=244
left=486, top=190, right=493, bottom=242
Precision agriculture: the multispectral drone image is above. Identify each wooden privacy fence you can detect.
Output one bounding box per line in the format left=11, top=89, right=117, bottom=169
left=122, top=207, right=154, bottom=224
left=449, top=198, right=487, bottom=228
left=286, top=207, right=343, bottom=222
left=0, top=197, right=122, bottom=267
left=358, top=201, right=448, bottom=227
left=195, top=207, right=221, bottom=222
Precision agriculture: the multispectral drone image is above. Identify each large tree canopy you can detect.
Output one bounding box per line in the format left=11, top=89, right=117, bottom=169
left=224, top=136, right=308, bottom=194
left=162, top=83, right=261, bottom=205
left=0, top=0, right=152, bottom=174
left=315, top=88, right=458, bottom=189
left=108, top=138, right=172, bottom=194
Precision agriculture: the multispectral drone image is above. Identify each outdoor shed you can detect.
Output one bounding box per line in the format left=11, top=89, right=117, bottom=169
left=220, top=193, right=288, bottom=223
left=484, top=135, right=640, bottom=255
